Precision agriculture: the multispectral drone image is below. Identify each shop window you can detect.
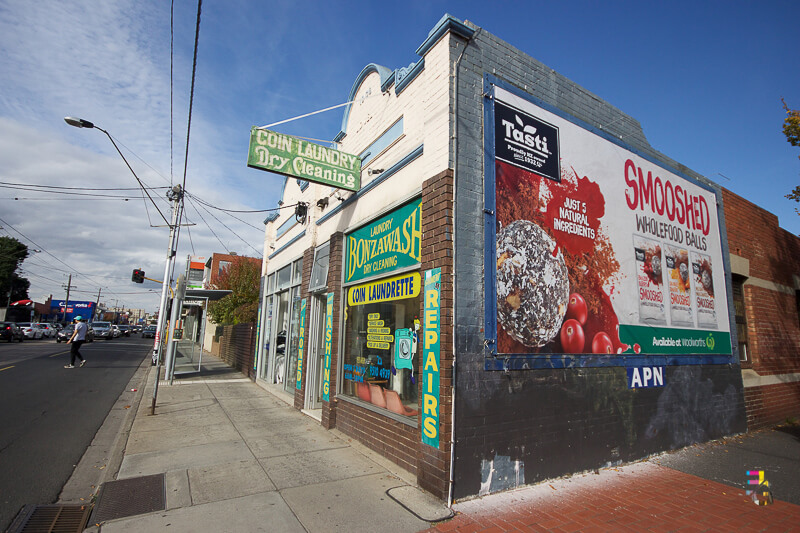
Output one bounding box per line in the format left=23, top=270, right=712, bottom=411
left=342, top=288, right=420, bottom=418
left=732, top=275, right=748, bottom=362
left=276, top=217, right=295, bottom=239
left=217, top=260, right=231, bottom=278
left=267, top=273, right=275, bottom=294
left=276, top=264, right=291, bottom=291
left=308, top=243, right=330, bottom=292
left=292, top=257, right=304, bottom=285
left=359, top=117, right=403, bottom=167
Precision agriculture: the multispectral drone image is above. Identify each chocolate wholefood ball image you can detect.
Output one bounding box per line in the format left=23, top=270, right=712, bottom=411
left=651, top=254, right=662, bottom=279
left=496, top=220, right=569, bottom=347
left=679, top=262, right=689, bottom=284
left=701, top=269, right=712, bottom=293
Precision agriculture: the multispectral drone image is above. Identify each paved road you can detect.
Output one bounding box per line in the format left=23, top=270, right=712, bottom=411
left=0, top=335, right=150, bottom=531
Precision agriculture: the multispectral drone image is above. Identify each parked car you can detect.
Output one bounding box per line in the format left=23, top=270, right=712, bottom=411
left=56, top=323, right=95, bottom=343
left=16, top=322, right=43, bottom=339
left=92, top=321, right=115, bottom=340
left=142, top=325, right=157, bottom=338
left=1, top=322, right=24, bottom=342
left=35, top=323, right=57, bottom=338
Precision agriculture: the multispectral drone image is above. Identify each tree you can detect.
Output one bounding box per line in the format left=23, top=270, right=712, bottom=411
left=207, top=256, right=261, bottom=324
left=782, top=98, right=800, bottom=210
left=0, top=236, right=29, bottom=304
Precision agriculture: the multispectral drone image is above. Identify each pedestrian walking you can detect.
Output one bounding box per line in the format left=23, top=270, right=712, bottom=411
left=65, top=316, right=87, bottom=368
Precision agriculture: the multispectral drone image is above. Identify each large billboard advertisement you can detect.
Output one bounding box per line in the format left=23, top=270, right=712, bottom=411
left=487, top=84, right=732, bottom=367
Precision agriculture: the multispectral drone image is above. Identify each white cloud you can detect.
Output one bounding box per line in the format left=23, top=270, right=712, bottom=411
left=0, top=0, right=272, bottom=311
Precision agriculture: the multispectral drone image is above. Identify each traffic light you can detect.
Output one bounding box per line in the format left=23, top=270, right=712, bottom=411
left=132, top=269, right=145, bottom=283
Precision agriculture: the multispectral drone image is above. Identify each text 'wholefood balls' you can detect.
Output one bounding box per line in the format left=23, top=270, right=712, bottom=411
left=497, top=220, right=569, bottom=347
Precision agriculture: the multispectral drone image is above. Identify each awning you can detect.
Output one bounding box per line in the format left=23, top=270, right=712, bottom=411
left=184, top=289, right=232, bottom=302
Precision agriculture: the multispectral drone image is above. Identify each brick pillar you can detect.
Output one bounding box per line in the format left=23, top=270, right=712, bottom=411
left=418, top=169, right=455, bottom=499
left=322, top=232, right=344, bottom=429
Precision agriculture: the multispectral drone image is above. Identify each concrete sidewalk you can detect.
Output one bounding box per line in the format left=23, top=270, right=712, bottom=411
left=65, top=352, right=448, bottom=532
left=60, top=352, right=800, bottom=532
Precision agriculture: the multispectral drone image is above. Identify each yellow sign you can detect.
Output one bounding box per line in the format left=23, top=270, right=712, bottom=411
left=367, top=327, right=391, bottom=334
left=347, top=271, right=421, bottom=307
left=367, top=341, right=391, bottom=350
left=368, top=320, right=385, bottom=327
left=367, top=334, right=394, bottom=343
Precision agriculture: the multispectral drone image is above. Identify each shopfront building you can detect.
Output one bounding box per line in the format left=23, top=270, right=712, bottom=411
left=249, top=14, right=797, bottom=503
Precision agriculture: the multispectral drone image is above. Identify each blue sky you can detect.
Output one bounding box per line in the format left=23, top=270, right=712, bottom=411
left=0, top=0, right=798, bottom=312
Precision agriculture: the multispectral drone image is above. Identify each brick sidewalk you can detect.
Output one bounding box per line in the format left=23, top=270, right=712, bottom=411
left=425, top=463, right=800, bottom=532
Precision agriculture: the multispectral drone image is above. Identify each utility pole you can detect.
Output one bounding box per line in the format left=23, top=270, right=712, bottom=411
left=61, top=274, right=75, bottom=324
left=94, top=288, right=101, bottom=323
left=151, top=184, right=184, bottom=415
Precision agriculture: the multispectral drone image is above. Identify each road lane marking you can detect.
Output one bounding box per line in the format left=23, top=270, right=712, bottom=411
left=50, top=351, right=70, bottom=358
left=0, top=366, right=14, bottom=372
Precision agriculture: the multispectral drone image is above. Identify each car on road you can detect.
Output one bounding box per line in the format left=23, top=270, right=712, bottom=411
left=112, top=325, right=122, bottom=338
left=56, top=323, right=95, bottom=343
left=142, top=325, right=157, bottom=338
left=117, top=325, right=132, bottom=337
left=35, top=323, right=57, bottom=338
left=16, top=322, right=43, bottom=339
left=1, top=322, right=24, bottom=342
left=92, top=321, right=115, bottom=340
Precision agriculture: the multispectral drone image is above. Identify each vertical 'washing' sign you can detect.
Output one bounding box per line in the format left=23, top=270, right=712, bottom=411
left=295, top=299, right=307, bottom=390
left=322, top=293, right=334, bottom=402
left=422, top=268, right=441, bottom=449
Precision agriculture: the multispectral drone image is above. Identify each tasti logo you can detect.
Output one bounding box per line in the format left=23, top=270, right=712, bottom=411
left=494, top=99, right=560, bottom=182
left=501, top=114, right=552, bottom=155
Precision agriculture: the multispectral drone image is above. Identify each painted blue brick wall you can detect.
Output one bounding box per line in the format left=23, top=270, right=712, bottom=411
left=451, top=22, right=746, bottom=499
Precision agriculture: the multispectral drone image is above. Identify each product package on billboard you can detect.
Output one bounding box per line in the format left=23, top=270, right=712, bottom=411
left=691, top=251, right=716, bottom=328
left=664, top=244, right=693, bottom=327
left=633, top=235, right=666, bottom=325
left=490, top=85, right=732, bottom=358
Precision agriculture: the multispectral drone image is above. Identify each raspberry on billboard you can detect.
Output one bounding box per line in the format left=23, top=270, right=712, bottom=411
left=494, top=99, right=560, bottom=182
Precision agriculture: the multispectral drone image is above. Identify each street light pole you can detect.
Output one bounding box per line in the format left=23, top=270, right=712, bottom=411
left=64, top=116, right=183, bottom=415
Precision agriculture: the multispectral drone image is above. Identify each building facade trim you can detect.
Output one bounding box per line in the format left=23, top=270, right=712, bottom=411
left=268, top=229, right=306, bottom=260
left=415, top=13, right=475, bottom=57
left=742, top=369, right=800, bottom=388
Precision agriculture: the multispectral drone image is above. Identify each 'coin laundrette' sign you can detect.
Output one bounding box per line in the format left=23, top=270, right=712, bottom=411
left=247, top=127, right=361, bottom=192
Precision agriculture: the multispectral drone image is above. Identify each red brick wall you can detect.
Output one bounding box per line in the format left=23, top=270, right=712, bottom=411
left=418, top=170, right=454, bottom=499
left=335, top=401, right=419, bottom=475
left=219, top=323, right=256, bottom=379
left=744, top=383, right=800, bottom=430
left=208, top=253, right=260, bottom=288
left=723, top=188, right=800, bottom=428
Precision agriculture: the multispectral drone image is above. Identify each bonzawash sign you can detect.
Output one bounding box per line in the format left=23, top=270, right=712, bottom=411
left=345, top=199, right=422, bottom=284
left=248, top=127, right=361, bottom=192
left=490, top=85, right=731, bottom=360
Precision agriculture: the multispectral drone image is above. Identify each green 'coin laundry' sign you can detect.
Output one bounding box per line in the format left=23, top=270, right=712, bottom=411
left=247, top=127, right=361, bottom=192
